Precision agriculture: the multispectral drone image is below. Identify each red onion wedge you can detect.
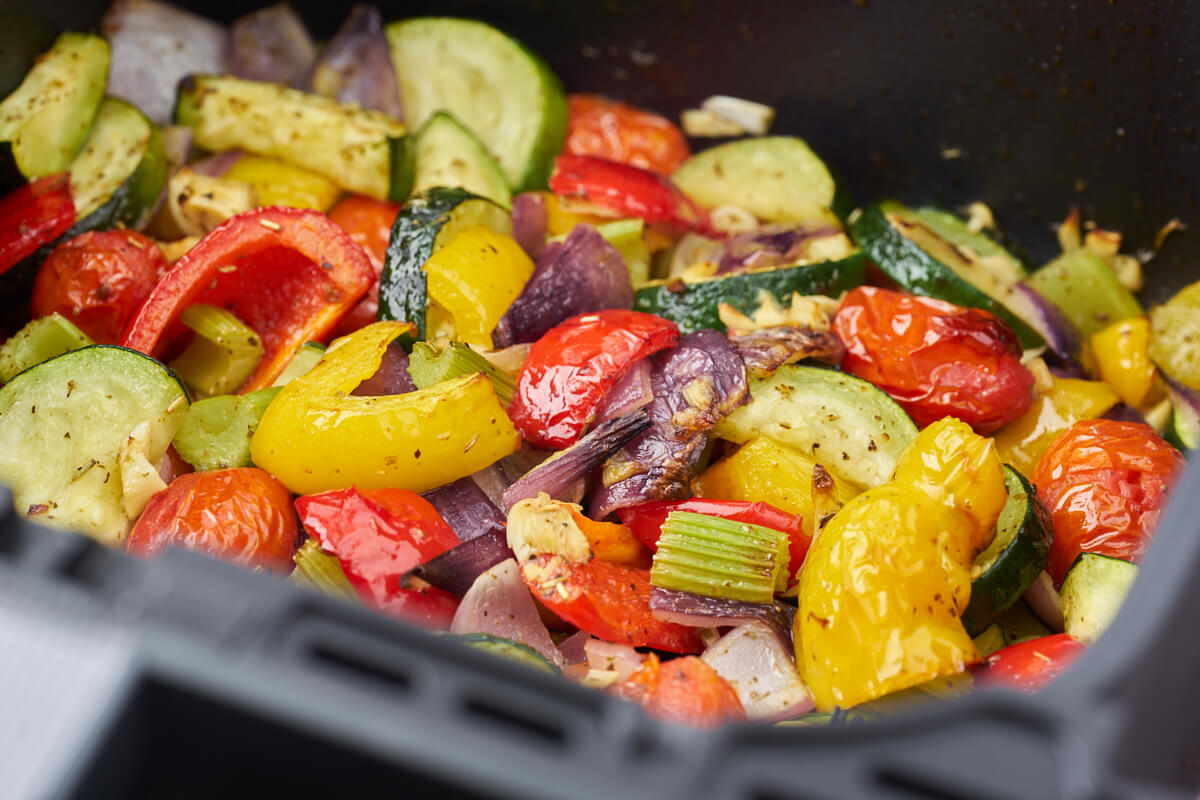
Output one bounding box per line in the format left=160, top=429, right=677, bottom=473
left=399, top=528, right=513, bottom=598
left=557, top=630, right=591, bottom=665
left=229, top=4, right=317, bottom=89
left=730, top=327, right=845, bottom=377
left=584, top=638, right=647, bottom=681
left=590, top=330, right=748, bottom=518
left=350, top=339, right=415, bottom=396
left=702, top=622, right=814, bottom=721
left=649, top=586, right=792, bottom=647
left=451, top=558, right=564, bottom=667
left=717, top=222, right=842, bottom=275
left=511, top=192, right=550, bottom=261
left=423, top=478, right=506, bottom=542
left=502, top=411, right=651, bottom=511
left=1009, top=282, right=1084, bottom=363
left=1101, top=403, right=1149, bottom=425
left=189, top=149, right=246, bottom=178
left=1023, top=570, right=1066, bottom=633
left=308, top=5, right=405, bottom=119
left=593, top=358, right=653, bottom=425
left=492, top=225, right=634, bottom=347
left=102, top=0, right=228, bottom=126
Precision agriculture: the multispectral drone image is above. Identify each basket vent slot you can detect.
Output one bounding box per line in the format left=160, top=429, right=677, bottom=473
left=462, top=694, right=567, bottom=747
left=307, top=641, right=413, bottom=694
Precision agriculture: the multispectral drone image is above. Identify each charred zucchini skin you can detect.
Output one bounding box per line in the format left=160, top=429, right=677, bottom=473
left=377, top=187, right=510, bottom=340
left=633, top=253, right=867, bottom=334
left=962, top=466, right=1054, bottom=636
left=850, top=202, right=1043, bottom=348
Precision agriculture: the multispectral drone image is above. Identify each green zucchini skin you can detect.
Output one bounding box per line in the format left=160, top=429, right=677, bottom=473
left=962, top=466, right=1053, bottom=636
left=377, top=187, right=510, bottom=340
left=633, top=253, right=867, bottom=335
left=850, top=202, right=1043, bottom=348
left=1060, top=552, right=1138, bottom=644
left=453, top=633, right=560, bottom=674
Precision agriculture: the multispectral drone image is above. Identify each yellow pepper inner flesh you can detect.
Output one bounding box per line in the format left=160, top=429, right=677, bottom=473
left=224, top=154, right=342, bottom=212
left=796, top=417, right=1006, bottom=712
left=250, top=321, right=520, bottom=495
left=422, top=225, right=534, bottom=348
left=1090, top=316, right=1157, bottom=408
left=992, top=376, right=1120, bottom=477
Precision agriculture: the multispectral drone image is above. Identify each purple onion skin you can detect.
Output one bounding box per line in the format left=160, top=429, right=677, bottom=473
left=307, top=5, right=404, bottom=118
left=1101, top=403, right=1149, bottom=425
left=189, top=149, right=245, bottom=178
left=102, top=0, right=229, bottom=125
left=716, top=223, right=840, bottom=275
left=511, top=193, right=550, bottom=262
left=350, top=340, right=415, bottom=396
left=590, top=331, right=748, bottom=518
left=1165, top=375, right=1200, bottom=416
left=593, top=358, right=653, bottom=425
left=731, top=327, right=845, bottom=377
left=502, top=410, right=651, bottom=511
left=229, top=4, right=317, bottom=89
left=400, top=529, right=514, bottom=598
left=492, top=226, right=634, bottom=347
left=423, top=479, right=506, bottom=542
left=1011, top=282, right=1084, bottom=361
left=649, top=587, right=794, bottom=648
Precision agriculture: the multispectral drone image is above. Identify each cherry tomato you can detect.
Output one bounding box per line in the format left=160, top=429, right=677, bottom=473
left=976, top=634, right=1085, bottom=692
left=127, top=468, right=298, bottom=573
left=508, top=309, right=680, bottom=449
left=0, top=173, right=75, bottom=276
left=295, top=487, right=461, bottom=628
left=520, top=553, right=705, bottom=653
left=1033, top=419, right=1185, bottom=584
left=565, top=94, right=690, bottom=176
left=833, top=286, right=1035, bottom=434
left=549, top=155, right=707, bottom=233
left=610, top=653, right=745, bottom=729
left=32, top=230, right=168, bottom=344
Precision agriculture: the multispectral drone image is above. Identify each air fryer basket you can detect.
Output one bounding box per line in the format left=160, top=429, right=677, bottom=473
left=0, top=1, right=1198, bottom=798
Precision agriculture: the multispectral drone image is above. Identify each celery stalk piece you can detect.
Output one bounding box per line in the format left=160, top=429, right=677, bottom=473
left=169, top=303, right=265, bottom=397
left=408, top=340, right=516, bottom=405
left=651, top=511, right=788, bottom=605
left=290, top=539, right=358, bottom=600
left=271, top=341, right=326, bottom=386
left=171, top=387, right=280, bottom=471
left=0, top=313, right=93, bottom=383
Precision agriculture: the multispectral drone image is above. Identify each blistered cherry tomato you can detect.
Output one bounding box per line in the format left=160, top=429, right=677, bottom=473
left=508, top=309, right=680, bottom=449
left=32, top=230, right=168, bottom=343
left=977, top=633, right=1085, bottom=692
left=127, top=468, right=298, bottom=573
left=1033, top=419, right=1185, bottom=584
left=327, top=195, right=402, bottom=337
left=610, top=653, right=745, bottom=729
left=833, top=286, right=1035, bottom=434
left=565, top=94, right=690, bottom=176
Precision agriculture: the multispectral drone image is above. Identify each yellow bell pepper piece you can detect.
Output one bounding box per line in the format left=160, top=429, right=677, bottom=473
left=692, top=436, right=858, bottom=526
left=796, top=418, right=1006, bottom=712
left=1090, top=316, right=1157, bottom=407
left=250, top=321, right=520, bottom=494
left=423, top=225, right=534, bottom=348
left=992, top=376, right=1120, bottom=476
left=224, top=155, right=342, bottom=211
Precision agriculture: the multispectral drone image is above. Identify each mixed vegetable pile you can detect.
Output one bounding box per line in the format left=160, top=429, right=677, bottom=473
left=0, top=1, right=1197, bottom=730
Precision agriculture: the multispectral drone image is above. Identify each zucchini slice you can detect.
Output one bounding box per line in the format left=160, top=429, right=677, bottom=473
left=1165, top=384, right=1200, bottom=452
left=385, top=17, right=567, bottom=192
left=0, top=345, right=189, bottom=546
left=1026, top=249, right=1143, bottom=341
left=713, top=364, right=918, bottom=489
left=633, top=253, right=867, bottom=334
left=991, top=599, right=1052, bottom=647
left=0, top=32, right=108, bottom=182
left=174, top=75, right=412, bottom=201
left=413, top=111, right=512, bottom=209
left=849, top=201, right=1043, bottom=348
left=961, top=466, right=1053, bottom=636
left=377, top=187, right=511, bottom=340
left=0, top=97, right=168, bottom=336
left=453, top=632, right=560, bottom=674
left=670, top=136, right=849, bottom=224
left=1060, top=552, right=1138, bottom=644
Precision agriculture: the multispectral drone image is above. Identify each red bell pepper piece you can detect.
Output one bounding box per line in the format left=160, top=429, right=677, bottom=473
left=616, top=498, right=810, bottom=578
left=508, top=309, right=679, bottom=449
left=0, top=173, right=75, bottom=276
left=976, top=633, right=1085, bottom=692
left=120, top=206, right=374, bottom=391
left=611, top=653, right=745, bottom=729
left=549, top=154, right=708, bottom=233
left=520, top=554, right=705, bottom=654
left=295, top=487, right=461, bottom=628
